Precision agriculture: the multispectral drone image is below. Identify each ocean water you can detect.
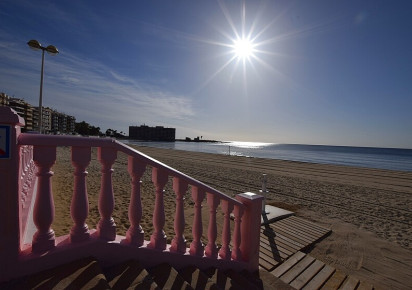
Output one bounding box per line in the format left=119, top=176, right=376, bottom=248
left=123, top=140, right=412, bottom=172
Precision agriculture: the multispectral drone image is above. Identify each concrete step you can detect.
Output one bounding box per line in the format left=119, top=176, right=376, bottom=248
left=148, top=263, right=193, bottom=290
left=179, top=265, right=218, bottom=290
left=104, top=260, right=158, bottom=289
left=1, top=257, right=110, bottom=289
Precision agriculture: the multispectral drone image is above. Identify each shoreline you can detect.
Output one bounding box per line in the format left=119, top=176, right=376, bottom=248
left=123, top=140, right=412, bottom=172
left=51, top=145, right=412, bottom=289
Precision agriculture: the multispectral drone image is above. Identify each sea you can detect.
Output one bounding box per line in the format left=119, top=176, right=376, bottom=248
left=123, top=140, right=412, bottom=172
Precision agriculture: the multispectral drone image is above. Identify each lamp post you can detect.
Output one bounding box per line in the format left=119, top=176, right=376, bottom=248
left=27, top=40, right=59, bottom=134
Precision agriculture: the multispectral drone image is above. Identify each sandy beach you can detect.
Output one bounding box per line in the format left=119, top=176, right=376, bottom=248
left=51, top=145, right=412, bottom=289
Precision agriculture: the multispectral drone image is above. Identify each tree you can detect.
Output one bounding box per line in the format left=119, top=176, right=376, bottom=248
left=75, top=121, right=101, bottom=136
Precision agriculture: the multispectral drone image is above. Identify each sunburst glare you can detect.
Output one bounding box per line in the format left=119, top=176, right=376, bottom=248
left=190, top=1, right=278, bottom=95
left=232, top=37, right=256, bottom=60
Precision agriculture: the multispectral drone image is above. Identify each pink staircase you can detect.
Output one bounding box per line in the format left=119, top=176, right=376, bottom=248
left=0, top=107, right=263, bottom=283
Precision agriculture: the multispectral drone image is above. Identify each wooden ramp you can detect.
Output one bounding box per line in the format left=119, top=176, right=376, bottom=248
left=270, top=251, right=374, bottom=290
left=259, top=215, right=331, bottom=271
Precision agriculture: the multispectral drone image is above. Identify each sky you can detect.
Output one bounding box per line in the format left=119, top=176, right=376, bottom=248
left=1, top=0, right=411, bottom=149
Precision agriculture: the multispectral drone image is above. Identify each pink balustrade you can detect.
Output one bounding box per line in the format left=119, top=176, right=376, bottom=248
left=0, top=107, right=263, bottom=283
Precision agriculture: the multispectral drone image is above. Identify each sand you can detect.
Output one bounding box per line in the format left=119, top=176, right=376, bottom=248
left=51, top=145, right=412, bottom=289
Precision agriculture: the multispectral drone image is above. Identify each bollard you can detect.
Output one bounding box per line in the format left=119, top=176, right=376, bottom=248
left=259, top=174, right=269, bottom=213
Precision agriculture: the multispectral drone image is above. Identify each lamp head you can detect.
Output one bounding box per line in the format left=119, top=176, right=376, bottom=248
left=46, top=45, right=59, bottom=55
left=27, top=39, right=42, bottom=51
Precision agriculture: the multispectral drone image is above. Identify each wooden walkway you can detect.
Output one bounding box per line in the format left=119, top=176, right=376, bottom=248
left=271, top=251, right=374, bottom=290
left=259, top=216, right=374, bottom=289
left=259, top=215, right=331, bottom=271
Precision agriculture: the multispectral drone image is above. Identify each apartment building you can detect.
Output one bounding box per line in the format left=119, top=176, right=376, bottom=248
left=0, top=92, right=10, bottom=106
left=1, top=92, right=75, bottom=134
left=8, top=97, right=34, bottom=131
left=51, top=111, right=76, bottom=134
left=33, top=107, right=52, bottom=133
left=129, top=125, right=175, bottom=141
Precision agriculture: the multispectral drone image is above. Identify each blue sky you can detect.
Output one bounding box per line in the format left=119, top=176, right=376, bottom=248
left=1, top=0, right=411, bottom=148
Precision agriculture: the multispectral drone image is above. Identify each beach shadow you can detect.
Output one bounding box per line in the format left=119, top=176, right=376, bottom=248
left=261, top=212, right=283, bottom=263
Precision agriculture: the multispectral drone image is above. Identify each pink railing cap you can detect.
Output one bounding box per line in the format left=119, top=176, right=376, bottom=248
left=0, top=106, right=25, bottom=126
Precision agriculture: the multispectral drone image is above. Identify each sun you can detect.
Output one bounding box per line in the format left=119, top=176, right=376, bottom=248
left=232, top=37, right=255, bottom=59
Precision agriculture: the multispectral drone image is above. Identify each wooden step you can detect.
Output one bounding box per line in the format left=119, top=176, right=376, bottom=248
left=269, top=252, right=374, bottom=290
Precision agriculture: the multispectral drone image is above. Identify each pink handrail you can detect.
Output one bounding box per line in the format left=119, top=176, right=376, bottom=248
left=18, top=133, right=243, bottom=206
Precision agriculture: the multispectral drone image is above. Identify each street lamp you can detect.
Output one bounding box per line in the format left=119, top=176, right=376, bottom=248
left=27, top=39, right=59, bottom=134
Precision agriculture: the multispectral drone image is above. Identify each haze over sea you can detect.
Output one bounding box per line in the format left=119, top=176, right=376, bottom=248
left=124, top=140, right=412, bottom=172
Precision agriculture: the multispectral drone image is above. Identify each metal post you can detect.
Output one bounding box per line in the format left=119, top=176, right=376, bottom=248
left=259, top=174, right=269, bottom=213
left=38, top=49, right=45, bottom=134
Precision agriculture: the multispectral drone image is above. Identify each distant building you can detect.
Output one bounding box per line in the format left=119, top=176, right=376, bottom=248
left=1, top=92, right=75, bottom=134
left=33, top=107, right=52, bottom=132
left=129, top=125, right=175, bottom=141
left=0, top=92, right=10, bottom=106
left=8, top=97, right=34, bottom=131
left=51, top=111, right=76, bottom=134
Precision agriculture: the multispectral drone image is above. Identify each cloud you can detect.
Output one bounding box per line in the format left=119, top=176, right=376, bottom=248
left=0, top=32, right=195, bottom=131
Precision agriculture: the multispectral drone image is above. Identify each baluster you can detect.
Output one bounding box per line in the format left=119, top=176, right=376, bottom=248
left=205, top=193, right=219, bottom=258
left=97, top=147, right=117, bottom=240
left=189, top=187, right=205, bottom=256
left=170, top=177, right=188, bottom=253
left=70, top=146, right=91, bottom=243
left=126, top=156, right=146, bottom=246
left=148, top=167, right=168, bottom=250
left=231, top=204, right=243, bottom=261
left=219, top=200, right=234, bottom=260
left=32, top=146, right=56, bottom=253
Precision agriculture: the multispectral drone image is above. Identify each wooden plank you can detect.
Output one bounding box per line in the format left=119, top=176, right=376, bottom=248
left=274, top=235, right=304, bottom=251
left=289, top=216, right=330, bottom=233
left=260, top=235, right=297, bottom=256
left=290, top=259, right=325, bottom=289
left=274, top=220, right=324, bottom=242
left=279, top=216, right=324, bottom=233
left=259, top=243, right=288, bottom=261
left=259, top=249, right=279, bottom=266
left=259, top=242, right=291, bottom=260
left=271, top=220, right=320, bottom=241
left=288, top=216, right=331, bottom=234
left=269, top=224, right=314, bottom=245
left=357, top=280, right=374, bottom=290
left=282, top=216, right=330, bottom=235
left=259, top=257, right=277, bottom=271
left=261, top=227, right=306, bottom=249
left=271, top=224, right=312, bottom=245
left=321, top=270, right=347, bottom=290
left=340, top=276, right=360, bottom=290
left=280, top=218, right=329, bottom=238
left=280, top=255, right=316, bottom=284
left=272, top=220, right=316, bottom=239
left=302, top=264, right=335, bottom=290
left=271, top=251, right=306, bottom=278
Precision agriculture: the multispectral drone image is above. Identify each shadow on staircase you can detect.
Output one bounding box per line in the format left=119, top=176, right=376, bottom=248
left=0, top=256, right=293, bottom=290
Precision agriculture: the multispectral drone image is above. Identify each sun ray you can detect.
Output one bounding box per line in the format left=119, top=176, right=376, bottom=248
left=217, top=0, right=241, bottom=40
left=190, top=55, right=237, bottom=96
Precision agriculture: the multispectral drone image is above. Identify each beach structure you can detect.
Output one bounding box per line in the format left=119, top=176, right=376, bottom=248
left=0, top=106, right=263, bottom=284
left=129, top=124, right=176, bottom=141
